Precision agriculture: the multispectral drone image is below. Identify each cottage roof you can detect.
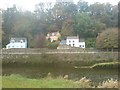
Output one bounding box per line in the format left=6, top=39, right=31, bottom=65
left=47, top=31, right=60, bottom=36
left=10, top=37, right=27, bottom=42
left=67, top=36, right=79, bottom=39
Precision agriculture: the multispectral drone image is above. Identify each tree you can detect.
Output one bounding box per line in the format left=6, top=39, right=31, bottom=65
left=73, top=13, right=94, bottom=37
left=33, top=34, right=46, bottom=48
left=0, top=10, right=2, bottom=45
left=110, top=5, right=118, bottom=27
left=5, top=10, right=35, bottom=48
left=2, top=5, right=19, bottom=47
left=88, top=3, right=118, bottom=28
left=34, top=3, right=48, bottom=35
left=77, top=0, right=89, bottom=13
left=119, top=2, right=120, bottom=29
left=92, top=20, right=106, bottom=37
left=64, top=3, right=78, bottom=18
left=96, top=28, right=118, bottom=50
left=61, top=18, right=75, bottom=38
left=12, top=11, right=33, bottom=36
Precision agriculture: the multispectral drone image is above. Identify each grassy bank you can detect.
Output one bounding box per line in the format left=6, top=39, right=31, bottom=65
left=1, top=74, right=118, bottom=88
left=1, top=74, right=85, bottom=88
left=2, top=52, right=118, bottom=67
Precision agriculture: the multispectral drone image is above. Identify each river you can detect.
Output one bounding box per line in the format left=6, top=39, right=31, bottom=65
left=2, top=65, right=119, bottom=85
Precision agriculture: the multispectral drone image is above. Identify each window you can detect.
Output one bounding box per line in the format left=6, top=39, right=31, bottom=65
left=69, top=44, right=71, bottom=46
left=73, top=40, right=74, bottom=42
left=20, top=40, right=23, bottom=43
left=82, top=45, right=84, bottom=47
left=69, top=41, right=71, bottom=43
left=47, top=34, right=50, bottom=36
left=73, top=44, right=74, bottom=47
left=52, top=33, right=54, bottom=36
left=80, top=45, right=81, bottom=47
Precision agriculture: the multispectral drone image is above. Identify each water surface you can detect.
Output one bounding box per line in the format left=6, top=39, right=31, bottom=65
left=2, top=65, right=119, bottom=85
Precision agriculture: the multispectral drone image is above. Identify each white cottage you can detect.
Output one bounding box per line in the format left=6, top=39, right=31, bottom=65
left=6, top=38, right=27, bottom=49
left=66, top=36, right=85, bottom=48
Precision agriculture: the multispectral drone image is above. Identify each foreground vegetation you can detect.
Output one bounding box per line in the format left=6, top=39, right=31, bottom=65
left=1, top=74, right=118, bottom=88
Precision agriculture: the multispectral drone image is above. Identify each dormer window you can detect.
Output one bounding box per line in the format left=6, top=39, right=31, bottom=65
left=20, top=40, right=23, bottom=43
left=52, top=33, right=55, bottom=36
left=47, top=34, right=50, bottom=37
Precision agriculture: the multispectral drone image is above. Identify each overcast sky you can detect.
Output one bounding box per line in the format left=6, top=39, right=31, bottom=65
left=0, top=0, right=119, bottom=11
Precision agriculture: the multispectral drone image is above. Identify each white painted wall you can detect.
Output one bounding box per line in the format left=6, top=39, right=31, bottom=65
left=6, top=41, right=27, bottom=49
left=66, top=37, right=85, bottom=48
left=79, top=42, right=85, bottom=48
left=66, top=38, right=79, bottom=47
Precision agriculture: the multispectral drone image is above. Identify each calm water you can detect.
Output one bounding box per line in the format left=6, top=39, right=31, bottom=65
left=2, top=65, right=119, bottom=85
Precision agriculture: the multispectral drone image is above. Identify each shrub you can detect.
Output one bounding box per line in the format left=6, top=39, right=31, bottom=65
left=74, top=77, right=93, bottom=88
left=96, top=28, right=118, bottom=49
left=46, top=41, right=60, bottom=49
left=97, top=78, right=118, bottom=88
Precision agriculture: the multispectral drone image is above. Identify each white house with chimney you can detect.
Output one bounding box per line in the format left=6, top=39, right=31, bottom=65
left=66, top=36, right=85, bottom=48
left=57, top=36, right=85, bottom=49
left=6, top=38, right=27, bottom=49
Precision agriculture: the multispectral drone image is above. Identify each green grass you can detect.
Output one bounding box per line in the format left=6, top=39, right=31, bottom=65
left=1, top=74, right=119, bottom=88
left=0, top=76, right=1, bottom=89
left=2, top=74, right=81, bottom=88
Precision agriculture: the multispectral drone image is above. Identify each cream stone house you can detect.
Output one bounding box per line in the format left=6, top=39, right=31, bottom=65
left=46, top=31, right=61, bottom=42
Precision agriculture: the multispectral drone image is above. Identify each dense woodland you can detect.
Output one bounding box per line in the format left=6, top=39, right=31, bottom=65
left=1, top=0, right=118, bottom=49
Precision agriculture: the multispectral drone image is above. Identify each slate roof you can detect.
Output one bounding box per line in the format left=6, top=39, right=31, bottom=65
left=60, top=40, right=66, bottom=45
left=67, top=36, right=79, bottom=39
left=10, top=37, right=27, bottom=42
left=66, top=36, right=85, bottom=42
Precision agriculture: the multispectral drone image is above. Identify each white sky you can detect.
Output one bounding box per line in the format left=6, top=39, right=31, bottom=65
left=0, top=0, right=119, bottom=11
